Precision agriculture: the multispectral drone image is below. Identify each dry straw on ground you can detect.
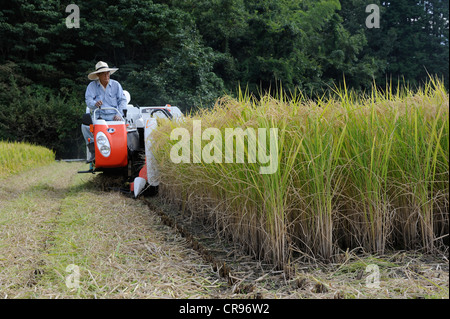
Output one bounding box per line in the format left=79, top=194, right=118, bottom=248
left=0, top=160, right=447, bottom=299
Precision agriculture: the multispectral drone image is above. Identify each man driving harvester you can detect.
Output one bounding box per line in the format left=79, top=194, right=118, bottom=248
left=82, top=61, right=127, bottom=163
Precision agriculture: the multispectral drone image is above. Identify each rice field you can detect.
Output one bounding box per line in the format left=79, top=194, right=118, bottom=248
left=0, top=141, right=55, bottom=178
left=151, top=79, right=449, bottom=269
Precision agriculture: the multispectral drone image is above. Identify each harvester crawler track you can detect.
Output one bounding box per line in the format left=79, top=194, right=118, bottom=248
left=143, top=198, right=261, bottom=296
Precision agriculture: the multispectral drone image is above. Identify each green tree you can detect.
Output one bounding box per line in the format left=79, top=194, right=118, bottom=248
left=0, top=63, right=85, bottom=157
left=340, top=0, right=449, bottom=88
left=1, top=0, right=448, bottom=156
left=170, top=0, right=377, bottom=96
left=384, top=0, right=448, bottom=86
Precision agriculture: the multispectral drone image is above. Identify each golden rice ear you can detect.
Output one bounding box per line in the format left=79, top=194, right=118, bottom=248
left=151, top=81, right=449, bottom=267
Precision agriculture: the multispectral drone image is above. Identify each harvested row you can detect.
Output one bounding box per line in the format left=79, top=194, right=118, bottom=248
left=151, top=80, right=449, bottom=269
left=0, top=162, right=228, bottom=298
left=144, top=198, right=258, bottom=295
left=0, top=153, right=447, bottom=299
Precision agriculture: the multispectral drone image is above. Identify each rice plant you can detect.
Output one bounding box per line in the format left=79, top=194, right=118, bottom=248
left=0, top=141, right=55, bottom=178
left=151, top=79, right=449, bottom=268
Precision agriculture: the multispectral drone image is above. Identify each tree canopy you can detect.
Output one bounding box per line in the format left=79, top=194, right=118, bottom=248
left=1, top=0, right=448, bottom=156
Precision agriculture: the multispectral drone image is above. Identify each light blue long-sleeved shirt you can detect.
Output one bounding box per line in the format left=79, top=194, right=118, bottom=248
left=85, top=79, right=127, bottom=120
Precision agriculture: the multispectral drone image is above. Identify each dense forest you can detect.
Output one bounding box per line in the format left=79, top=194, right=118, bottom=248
left=0, top=0, right=449, bottom=157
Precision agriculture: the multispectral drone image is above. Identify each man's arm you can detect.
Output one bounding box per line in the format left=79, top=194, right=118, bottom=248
left=85, top=82, right=98, bottom=110
left=115, top=82, right=127, bottom=116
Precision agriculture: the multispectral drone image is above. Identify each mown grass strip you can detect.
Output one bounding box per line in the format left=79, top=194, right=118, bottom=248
left=0, top=161, right=227, bottom=298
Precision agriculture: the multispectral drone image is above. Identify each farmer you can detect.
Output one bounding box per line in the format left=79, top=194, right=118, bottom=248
left=81, top=61, right=127, bottom=163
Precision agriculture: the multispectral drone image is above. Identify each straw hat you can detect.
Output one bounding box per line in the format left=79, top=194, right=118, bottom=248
left=88, top=61, right=118, bottom=80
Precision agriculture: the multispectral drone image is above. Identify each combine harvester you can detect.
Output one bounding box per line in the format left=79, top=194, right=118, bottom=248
left=79, top=91, right=183, bottom=198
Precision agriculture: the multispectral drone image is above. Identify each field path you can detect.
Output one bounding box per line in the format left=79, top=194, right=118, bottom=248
left=0, top=161, right=229, bottom=298
left=0, top=161, right=448, bottom=300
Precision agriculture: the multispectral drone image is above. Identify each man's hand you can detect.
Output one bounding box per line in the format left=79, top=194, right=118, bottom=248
left=113, top=115, right=122, bottom=121
left=95, top=100, right=103, bottom=107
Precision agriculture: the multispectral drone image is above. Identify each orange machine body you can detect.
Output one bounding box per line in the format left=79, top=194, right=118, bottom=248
left=93, top=121, right=128, bottom=169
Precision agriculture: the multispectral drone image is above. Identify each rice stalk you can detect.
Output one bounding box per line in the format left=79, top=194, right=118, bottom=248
left=0, top=141, right=55, bottom=178
left=151, top=78, right=449, bottom=268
